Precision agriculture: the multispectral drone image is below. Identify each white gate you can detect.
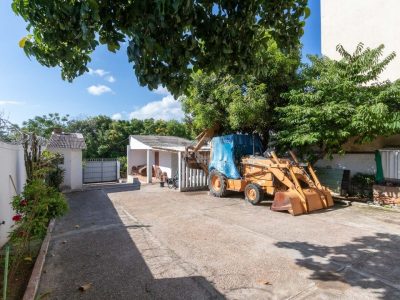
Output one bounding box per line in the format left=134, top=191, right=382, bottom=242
left=380, top=149, right=400, bottom=181
left=83, top=158, right=119, bottom=183
left=178, top=152, right=209, bottom=191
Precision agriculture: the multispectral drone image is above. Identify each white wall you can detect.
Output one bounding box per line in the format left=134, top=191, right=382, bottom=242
left=321, top=0, right=400, bottom=81
left=127, top=148, right=149, bottom=183
left=70, top=149, right=83, bottom=190
left=315, top=153, right=376, bottom=175
left=0, top=142, right=26, bottom=247
left=159, top=151, right=172, bottom=177
left=171, top=153, right=179, bottom=178
left=127, top=149, right=147, bottom=174
left=49, top=148, right=83, bottom=190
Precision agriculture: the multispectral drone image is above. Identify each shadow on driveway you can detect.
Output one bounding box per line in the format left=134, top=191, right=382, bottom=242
left=276, top=233, right=400, bottom=299
left=37, top=187, right=224, bottom=299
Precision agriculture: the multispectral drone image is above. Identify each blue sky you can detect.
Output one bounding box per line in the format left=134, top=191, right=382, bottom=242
left=0, top=0, right=321, bottom=125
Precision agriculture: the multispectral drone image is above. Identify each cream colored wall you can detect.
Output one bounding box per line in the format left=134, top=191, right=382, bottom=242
left=321, top=0, right=400, bottom=81
left=0, top=142, right=26, bottom=247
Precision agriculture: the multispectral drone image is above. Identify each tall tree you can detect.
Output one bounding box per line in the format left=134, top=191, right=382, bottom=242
left=22, top=113, right=69, bottom=138
left=181, top=33, right=300, bottom=142
left=12, top=0, right=308, bottom=95
left=277, top=43, right=400, bottom=158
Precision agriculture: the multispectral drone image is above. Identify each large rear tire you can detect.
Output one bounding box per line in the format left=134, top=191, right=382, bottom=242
left=208, top=170, right=227, bottom=197
left=245, top=183, right=264, bottom=205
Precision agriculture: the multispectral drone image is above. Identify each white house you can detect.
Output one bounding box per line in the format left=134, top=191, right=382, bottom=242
left=127, top=135, right=209, bottom=191
left=47, top=132, right=86, bottom=191
left=316, top=0, right=400, bottom=177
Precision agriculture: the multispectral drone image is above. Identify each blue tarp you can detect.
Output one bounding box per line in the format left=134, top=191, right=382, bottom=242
left=209, top=134, right=263, bottom=179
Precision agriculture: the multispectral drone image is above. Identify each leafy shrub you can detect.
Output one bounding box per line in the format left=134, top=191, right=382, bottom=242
left=118, top=156, right=127, bottom=178
left=10, top=180, right=68, bottom=242
left=350, top=173, right=375, bottom=198
left=46, top=166, right=65, bottom=190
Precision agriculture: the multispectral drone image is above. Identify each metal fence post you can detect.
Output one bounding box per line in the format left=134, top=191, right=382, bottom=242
left=101, top=159, right=104, bottom=182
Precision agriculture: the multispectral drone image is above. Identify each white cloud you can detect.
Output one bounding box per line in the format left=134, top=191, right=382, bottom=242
left=153, top=85, right=170, bottom=95
left=129, top=95, right=184, bottom=121
left=88, top=68, right=109, bottom=77
left=111, top=113, right=122, bottom=120
left=0, top=100, right=23, bottom=105
left=106, top=75, right=116, bottom=83
left=87, top=85, right=112, bottom=96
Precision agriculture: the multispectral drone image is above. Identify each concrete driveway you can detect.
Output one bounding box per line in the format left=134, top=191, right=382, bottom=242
left=38, top=184, right=400, bottom=299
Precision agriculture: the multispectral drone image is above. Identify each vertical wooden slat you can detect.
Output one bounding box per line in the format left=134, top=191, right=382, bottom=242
left=178, top=151, right=182, bottom=191
left=185, top=165, right=189, bottom=189
left=182, top=154, right=186, bottom=190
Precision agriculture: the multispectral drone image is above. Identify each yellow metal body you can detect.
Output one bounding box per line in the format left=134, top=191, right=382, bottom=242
left=220, top=153, right=334, bottom=216
left=184, top=128, right=333, bottom=216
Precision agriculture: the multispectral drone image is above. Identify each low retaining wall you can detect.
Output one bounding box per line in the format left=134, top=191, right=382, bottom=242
left=373, top=184, right=400, bottom=205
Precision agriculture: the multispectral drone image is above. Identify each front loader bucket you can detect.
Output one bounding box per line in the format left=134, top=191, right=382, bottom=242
left=271, top=191, right=306, bottom=216
left=321, top=189, right=334, bottom=207
left=303, top=188, right=325, bottom=212
left=272, top=188, right=331, bottom=216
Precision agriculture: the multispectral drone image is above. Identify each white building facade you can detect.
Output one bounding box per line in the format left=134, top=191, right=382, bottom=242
left=47, top=132, right=86, bottom=191
left=321, top=0, right=400, bottom=82
left=127, top=135, right=209, bottom=191
left=317, top=0, right=400, bottom=176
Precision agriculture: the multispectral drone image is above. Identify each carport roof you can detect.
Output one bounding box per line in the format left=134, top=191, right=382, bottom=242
left=47, top=133, right=87, bottom=149
left=130, top=135, right=193, bottom=150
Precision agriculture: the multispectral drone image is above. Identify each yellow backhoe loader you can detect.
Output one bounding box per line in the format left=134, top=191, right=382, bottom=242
left=184, top=130, right=333, bottom=216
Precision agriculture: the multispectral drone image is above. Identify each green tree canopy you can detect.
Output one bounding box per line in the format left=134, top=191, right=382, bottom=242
left=67, top=116, right=191, bottom=157
left=277, top=43, right=400, bottom=157
left=22, top=113, right=70, bottom=138
left=23, top=113, right=191, bottom=158
left=181, top=36, right=300, bottom=141
left=12, top=0, right=308, bottom=95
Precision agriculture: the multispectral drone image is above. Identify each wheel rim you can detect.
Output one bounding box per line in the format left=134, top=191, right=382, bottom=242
left=211, top=175, right=221, bottom=191
left=246, top=188, right=257, bottom=201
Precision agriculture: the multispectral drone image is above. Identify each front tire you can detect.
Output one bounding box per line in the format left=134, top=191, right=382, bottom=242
left=245, top=183, right=264, bottom=205
left=208, top=170, right=227, bottom=197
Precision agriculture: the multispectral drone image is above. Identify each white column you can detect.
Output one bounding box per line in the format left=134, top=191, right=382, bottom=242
left=126, top=145, right=130, bottom=179
left=178, top=151, right=182, bottom=191
left=116, top=160, right=121, bottom=180
left=147, top=149, right=152, bottom=183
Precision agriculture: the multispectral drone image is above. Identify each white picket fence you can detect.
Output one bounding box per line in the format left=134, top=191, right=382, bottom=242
left=178, top=152, right=209, bottom=192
